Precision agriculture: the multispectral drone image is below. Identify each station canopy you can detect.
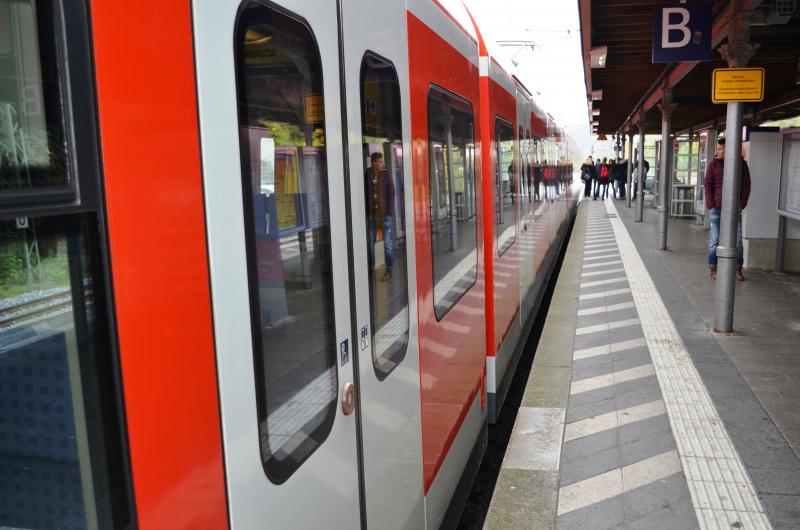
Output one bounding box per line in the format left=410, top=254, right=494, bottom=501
left=579, top=0, right=800, bottom=135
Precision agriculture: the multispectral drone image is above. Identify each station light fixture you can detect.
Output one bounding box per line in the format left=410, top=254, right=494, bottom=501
left=591, top=89, right=603, bottom=101
left=592, top=109, right=600, bottom=117
left=591, top=120, right=599, bottom=126
left=590, top=46, right=607, bottom=69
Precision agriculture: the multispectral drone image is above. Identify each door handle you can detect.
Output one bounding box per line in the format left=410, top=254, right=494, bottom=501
left=341, top=382, right=356, bottom=415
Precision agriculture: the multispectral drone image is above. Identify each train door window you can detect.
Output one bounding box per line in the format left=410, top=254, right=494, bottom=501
left=517, top=126, right=525, bottom=206
left=359, top=53, right=409, bottom=379
left=495, top=117, right=514, bottom=255
left=533, top=137, right=542, bottom=203
left=427, top=86, right=476, bottom=320
left=235, top=4, right=337, bottom=484
left=0, top=1, right=131, bottom=528
left=526, top=130, right=532, bottom=205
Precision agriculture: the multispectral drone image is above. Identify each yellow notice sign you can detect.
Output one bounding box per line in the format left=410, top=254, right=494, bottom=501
left=304, top=93, right=324, bottom=123
left=712, top=68, right=765, bottom=103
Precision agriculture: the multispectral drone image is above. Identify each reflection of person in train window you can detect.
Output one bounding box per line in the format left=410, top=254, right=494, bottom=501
left=365, top=152, right=395, bottom=281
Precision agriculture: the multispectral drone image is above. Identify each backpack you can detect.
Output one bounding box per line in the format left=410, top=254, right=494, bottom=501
left=600, top=165, right=609, bottom=178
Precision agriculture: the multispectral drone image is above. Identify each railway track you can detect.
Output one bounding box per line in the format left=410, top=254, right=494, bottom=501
left=0, top=288, right=74, bottom=330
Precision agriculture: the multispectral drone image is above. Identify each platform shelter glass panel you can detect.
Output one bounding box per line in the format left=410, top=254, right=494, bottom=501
left=427, top=86, right=476, bottom=320
left=235, top=4, right=337, bottom=485
left=359, top=54, right=409, bottom=380
left=496, top=118, right=515, bottom=255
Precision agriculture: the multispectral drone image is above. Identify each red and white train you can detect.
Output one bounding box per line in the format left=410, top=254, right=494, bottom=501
left=0, top=0, right=578, bottom=528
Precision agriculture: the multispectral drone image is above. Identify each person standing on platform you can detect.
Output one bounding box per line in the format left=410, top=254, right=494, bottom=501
left=704, top=138, right=750, bottom=281
left=614, top=158, right=627, bottom=199
left=632, top=158, right=649, bottom=199
left=580, top=156, right=597, bottom=198
left=365, top=152, right=395, bottom=281
left=595, top=158, right=610, bottom=200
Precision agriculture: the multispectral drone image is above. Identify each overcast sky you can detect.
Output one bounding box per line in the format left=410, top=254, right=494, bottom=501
left=468, top=0, right=596, bottom=157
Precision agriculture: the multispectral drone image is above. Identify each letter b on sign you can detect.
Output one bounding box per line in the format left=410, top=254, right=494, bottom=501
left=662, top=8, right=690, bottom=48
left=652, top=4, right=712, bottom=63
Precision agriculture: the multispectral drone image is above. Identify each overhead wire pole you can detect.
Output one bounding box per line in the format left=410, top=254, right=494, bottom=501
left=713, top=1, right=758, bottom=332
left=657, top=88, right=676, bottom=251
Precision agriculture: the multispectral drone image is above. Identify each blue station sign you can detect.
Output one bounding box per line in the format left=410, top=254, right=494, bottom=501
left=652, top=4, right=713, bottom=63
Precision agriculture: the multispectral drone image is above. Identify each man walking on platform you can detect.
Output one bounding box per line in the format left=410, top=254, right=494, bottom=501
left=704, top=138, right=750, bottom=281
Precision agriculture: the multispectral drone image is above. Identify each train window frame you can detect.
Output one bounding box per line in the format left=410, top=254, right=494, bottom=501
left=426, top=84, right=477, bottom=321
left=494, top=116, right=515, bottom=257
left=0, top=0, right=135, bottom=528
left=233, top=1, right=339, bottom=485
left=358, top=51, right=410, bottom=381
left=0, top=0, right=102, bottom=214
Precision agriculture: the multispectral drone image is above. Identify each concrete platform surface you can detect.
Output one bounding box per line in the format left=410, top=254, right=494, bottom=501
left=483, top=199, right=800, bottom=530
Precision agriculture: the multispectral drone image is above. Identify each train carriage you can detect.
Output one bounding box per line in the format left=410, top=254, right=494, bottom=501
left=0, top=0, right=577, bottom=528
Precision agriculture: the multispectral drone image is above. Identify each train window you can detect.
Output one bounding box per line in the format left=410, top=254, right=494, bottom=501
left=0, top=215, right=130, bottom=529
left=427, top=86, right=476, bottom=320
left=359, top=53, right=409, bottom=380
left=495, top=118, right=515, bottom=255
left=0, top=0, right=72, bottom=203
left=235, top=4, right=337, bottom=484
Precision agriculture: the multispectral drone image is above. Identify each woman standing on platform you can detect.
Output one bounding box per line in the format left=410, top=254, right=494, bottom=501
left=595, top=158, right=610, bottom=200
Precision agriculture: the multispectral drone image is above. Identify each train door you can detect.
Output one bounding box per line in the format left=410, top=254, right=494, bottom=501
left=339, top=2, right=425, bottom=528
left=192, top=1, right=362, bottom=527
left=518, top=98, right=535, bottom=315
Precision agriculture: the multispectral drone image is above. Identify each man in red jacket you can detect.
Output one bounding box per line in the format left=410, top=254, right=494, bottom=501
left=704, top=138, right=751, bottom=281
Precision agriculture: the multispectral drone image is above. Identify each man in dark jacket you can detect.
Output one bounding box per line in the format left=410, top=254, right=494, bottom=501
left=704, top=138, right=751, bottom=281
left=580, top=156, right=597, bottom=198
left=613, top=158, right=627, bottom=199
left=366, top=152, right=395, bottom=280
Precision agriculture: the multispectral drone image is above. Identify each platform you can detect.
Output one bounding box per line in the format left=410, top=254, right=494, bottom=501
left=484, top=199, right=800, bottom=529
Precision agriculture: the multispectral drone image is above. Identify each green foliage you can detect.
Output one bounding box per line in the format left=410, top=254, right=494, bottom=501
left=0, top=237, right=70, bottom=300
left=259, top=121, right=307, bottom=147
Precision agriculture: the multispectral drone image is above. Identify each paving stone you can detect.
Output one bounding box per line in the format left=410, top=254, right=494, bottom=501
left=522, top=365, right=571, bottom=409
left=565, top=395, right=617, bottom=424
left=757, top=494, right=800, bottom=530
left=571, top=358, right=615, bottom=381
left=483, top=469, right=559, bottom=530
left=619, top=428, right=678, bottom=467
left=618, top=414, right=671, bottom=445
left=575, top=312, right=611, bottom=328
left=748, top=468, right=800, bottom=495
left=621, top=472, right=696, bottom=524
left=568, top=385, right=616, bottom=409
left=562, top=428, right=619, bottom=464
left=613, top=381, right=662, bottom=411
left=556, top=495, right=625, bottom=530
left=559, top=445, right=621, bottom=488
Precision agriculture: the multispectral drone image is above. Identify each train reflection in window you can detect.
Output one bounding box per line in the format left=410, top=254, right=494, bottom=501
left=427, top=86, right=476, bottom=320
left=360, top=54, right=409, bottom=380
left=495, top=117, right=515, bottom=256
left=235, top=3, right=336, bottom=485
